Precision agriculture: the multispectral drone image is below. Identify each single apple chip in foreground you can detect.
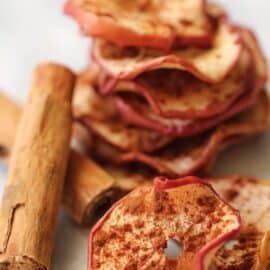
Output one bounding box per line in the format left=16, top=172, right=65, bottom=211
left=89, top=177, right=241, bottom=270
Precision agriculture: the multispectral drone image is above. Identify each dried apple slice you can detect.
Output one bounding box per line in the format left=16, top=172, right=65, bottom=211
left=210, top=176, right=270, bottom=269
left=113, top=90, right=270, bottom=176
left=94, top=19, right=242, bottom=85
left=78, top=90, right=269, bottom=177
left=113, top=79, right=255, bottom=136
left=64, top=0, right=212, bottom=50
left=212, top=176, right=270, bottom=235
left=241, top=28, right=268, bottom=90
left=113, top=28, right=267, bottom=135
left=73, top=69, right=174, bottom=152
left=111, top=48, right=252, bottom=119
left=89, top=176, right=241, bottom=270
left=79, top=90, right=269, bottom=177
left=210, top=226, right=270, bottom=270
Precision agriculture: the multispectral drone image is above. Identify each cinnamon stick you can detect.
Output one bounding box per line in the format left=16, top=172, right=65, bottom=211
left=0, top=91, right=116, bottom=226
left=0, top=63, right=75, bottom=270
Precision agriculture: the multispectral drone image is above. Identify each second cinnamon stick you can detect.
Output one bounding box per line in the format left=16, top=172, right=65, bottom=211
left=0, top=90, right=116, bottom=226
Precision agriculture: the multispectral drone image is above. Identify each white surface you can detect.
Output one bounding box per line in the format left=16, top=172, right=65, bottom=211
left=0, top=1, right=269, bottom=269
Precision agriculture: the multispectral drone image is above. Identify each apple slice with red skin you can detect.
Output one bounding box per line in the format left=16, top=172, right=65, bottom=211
left=210, top=176, right=270, bottom=269
left=240, top=28, right=268, bottom=90
left=90, top=90, right=269, bottom=177
left=113, top=78, right=256, bottom=136
left=210, top=226, right=270, bottom=270
left=212, top=176, right=270, bottom=236
left=64, top=0, right=212, bottom=50
left=93, top=18, right=242, bottom=85
left=74, top=90, right=269, bottom=177
left=113, top=29, right=267, bottom=136
left=73, top=68, right=175, bottom=153
left=102, top=47, right=252, bottom=119
left=89, top=176, right=241, bottom=270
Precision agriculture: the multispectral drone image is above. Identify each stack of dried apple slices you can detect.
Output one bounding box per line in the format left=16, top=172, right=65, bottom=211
left=64, top=0, right=270, bottom=269
left=67, top=1, right=269, bottom=177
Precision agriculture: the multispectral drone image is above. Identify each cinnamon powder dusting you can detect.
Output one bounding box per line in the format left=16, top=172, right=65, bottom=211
left=91, top=182, right=240, bottom=269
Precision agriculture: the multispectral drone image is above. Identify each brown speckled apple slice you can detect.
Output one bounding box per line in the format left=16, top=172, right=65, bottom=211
left=113, top=79, right=255, bottom=136
left=112, top=28, right=267, bottom=136
left=73, top=69, right=174, bottom=153
left=95, top=90, right=269, bottom=177
left=104, top=48, right=252, bottom=119
left=64, top=0, right=212, bottom=50
left=93, top=18, right=242, bottom=84
left=75, top=90, right=269, bottom=178
left=88, top=176, right=241, bottom=270
left=210, top=177, right=270, bottom=269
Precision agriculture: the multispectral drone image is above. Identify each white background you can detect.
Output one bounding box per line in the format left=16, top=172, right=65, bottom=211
left=0, top=1, right=269, bottom=269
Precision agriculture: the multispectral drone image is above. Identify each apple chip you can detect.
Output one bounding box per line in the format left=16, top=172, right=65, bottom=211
left=210, top=176, right=270, bottom=269
left=94, top=19, right=242, bottom=84
left=111, top=48, right=252, bottom=119
left=212, top=176, right=270, bottom=234
left=89, top=177, right=241, bottom=270
left=64, top=0, right=212, bottom=50
left=113, top=90, right=270, bottom=176
left=113, top=80, right=256, bottom=136
left=210, top=226, right=270, bottom=270
left=241, top=29, right=268, bottom=91
left=73, top=69, right=174, bottom=152
left=112, top=28, right=267, bottom=135
left=79, top=90, right=269, bottom=177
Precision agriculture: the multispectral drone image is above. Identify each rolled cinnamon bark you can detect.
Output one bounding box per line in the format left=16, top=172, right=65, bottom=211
left=64, top=151, right=117, bottom=225
left=0, top=91, right=116, bottom=227
left=0, top=63, right=75, bottom=270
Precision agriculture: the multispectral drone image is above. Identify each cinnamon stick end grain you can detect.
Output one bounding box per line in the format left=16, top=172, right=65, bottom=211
left=31, top=63, right=75, bottom=102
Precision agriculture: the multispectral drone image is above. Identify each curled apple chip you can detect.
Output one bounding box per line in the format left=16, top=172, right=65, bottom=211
left=112, top=90, right=269, bottom=176
left=241, top=29, right=268, bottom=91
left=212, top=177, right=270, bottom=233
left=210, top=176, right=270, bottom=269
left=78, top=90, right=269, bottom=177
left=210, top=226, right=270, bottom=270
left=112, top=28, right=267, bottom=136
left=73, top=69, right=174, bottom=152
left=113, top=80, right=256, bottom=136
left=64, top=0, right=212, bottom=50
left=111, top=48, right=252, bottom=119
left=89, top=177, right=241, bottom=270
left=94, top=19, right=242, bottom=84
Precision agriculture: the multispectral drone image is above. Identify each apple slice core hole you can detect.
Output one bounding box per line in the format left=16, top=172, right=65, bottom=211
left=223, top=239, right=239, bottom=250
left=164, top=239, right=183, bottom=259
